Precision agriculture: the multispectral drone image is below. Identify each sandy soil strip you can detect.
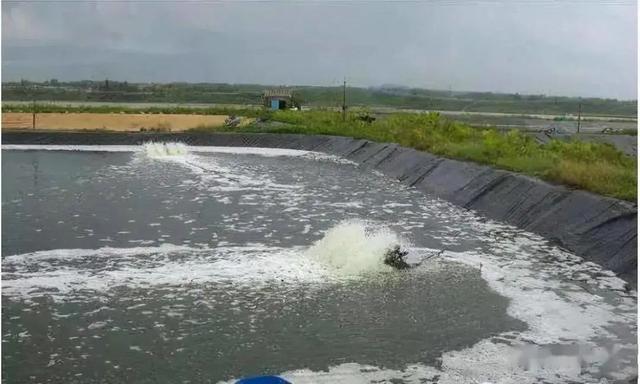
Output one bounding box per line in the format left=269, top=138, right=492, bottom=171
left=1, top=113, right=244, bottom=132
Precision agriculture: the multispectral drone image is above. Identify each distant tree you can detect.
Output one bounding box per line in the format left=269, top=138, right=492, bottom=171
left=291, top=92, right=304, bottom=110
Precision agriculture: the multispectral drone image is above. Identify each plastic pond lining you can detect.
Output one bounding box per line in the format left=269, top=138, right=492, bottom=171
left=3, top=131, right=636, bottom=286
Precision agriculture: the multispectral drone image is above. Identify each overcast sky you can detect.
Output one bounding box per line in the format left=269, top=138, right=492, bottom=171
left=2, top=0, right=637, bottom=99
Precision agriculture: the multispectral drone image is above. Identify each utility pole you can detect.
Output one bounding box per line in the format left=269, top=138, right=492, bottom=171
left=342, top=78, right=347, bottom=122
left=577, top=102, right=582, bottom=134
left=32, top=99, right=36, bottom=130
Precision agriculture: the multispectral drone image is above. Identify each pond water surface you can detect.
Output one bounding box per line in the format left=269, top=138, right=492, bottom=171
left=2, top=143, right=636, bottom=383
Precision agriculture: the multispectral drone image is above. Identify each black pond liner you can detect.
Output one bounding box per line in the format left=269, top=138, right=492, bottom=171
left=3, top=131, right=636, bottom=286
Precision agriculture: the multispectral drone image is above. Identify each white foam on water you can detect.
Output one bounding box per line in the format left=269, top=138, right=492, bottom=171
left=2, top=144, right=136, bottom=152
left=442, top=248, right=631, bottom=343
left=3, top=143, right=354, bottom=211
left=2, top=223, right=428, bottom=300
left=1, top=244, right=338, bottom=300
left=177, top=154, right=302, bottom=193
left=223, top=338, right=632, bottom=384
left=3, top=145, right=636, bottom=382
left=306, top=220, right=407, bottom=275
left=141, top=142, right=189, bottom=158
left=100, top=142, right=312, bottom=195
left=3, top=243, right=193, bottom=264
left=1, top=144, right=348, bottom=161
left=216, top=224, right=636, bottom=384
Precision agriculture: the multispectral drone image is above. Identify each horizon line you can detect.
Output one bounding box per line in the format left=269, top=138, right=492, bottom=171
left=2, top=79, right=636, bottom=102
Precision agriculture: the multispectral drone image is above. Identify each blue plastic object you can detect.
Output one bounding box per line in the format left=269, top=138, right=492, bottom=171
left=235, top=376, right=291, bottom=384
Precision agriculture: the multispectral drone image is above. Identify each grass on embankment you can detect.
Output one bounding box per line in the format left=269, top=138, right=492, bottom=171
left=3, top=103, right=635, bottom=200
left=218, top=110, right=637, bottom=201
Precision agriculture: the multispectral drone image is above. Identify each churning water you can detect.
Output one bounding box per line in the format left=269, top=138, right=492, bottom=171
left=1, top=143, right=637, bottom=383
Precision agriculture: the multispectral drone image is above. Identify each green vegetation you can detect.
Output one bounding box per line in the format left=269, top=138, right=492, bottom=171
left=218, top=110, right=636, bottom=201
left=3, top=102, right=635, bottom=200
left=3, top=80, right=636, bottom=117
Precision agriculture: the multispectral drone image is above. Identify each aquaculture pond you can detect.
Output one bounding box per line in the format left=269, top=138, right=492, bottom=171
left=1, top=143, right=636, bottom=384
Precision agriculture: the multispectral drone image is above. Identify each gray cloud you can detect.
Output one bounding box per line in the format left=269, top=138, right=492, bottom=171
left=2, top=0, right=637, bottom=99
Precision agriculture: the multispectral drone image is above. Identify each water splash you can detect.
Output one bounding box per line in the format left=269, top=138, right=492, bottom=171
left=307, top=220, right=408, bottom=275
left=141, top=142, right=189, bottom=158
left=2, top=222, right=416, bottom=301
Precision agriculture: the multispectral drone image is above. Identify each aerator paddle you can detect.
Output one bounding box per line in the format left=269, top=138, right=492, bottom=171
left=235, top=376, right=291, bottom=384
